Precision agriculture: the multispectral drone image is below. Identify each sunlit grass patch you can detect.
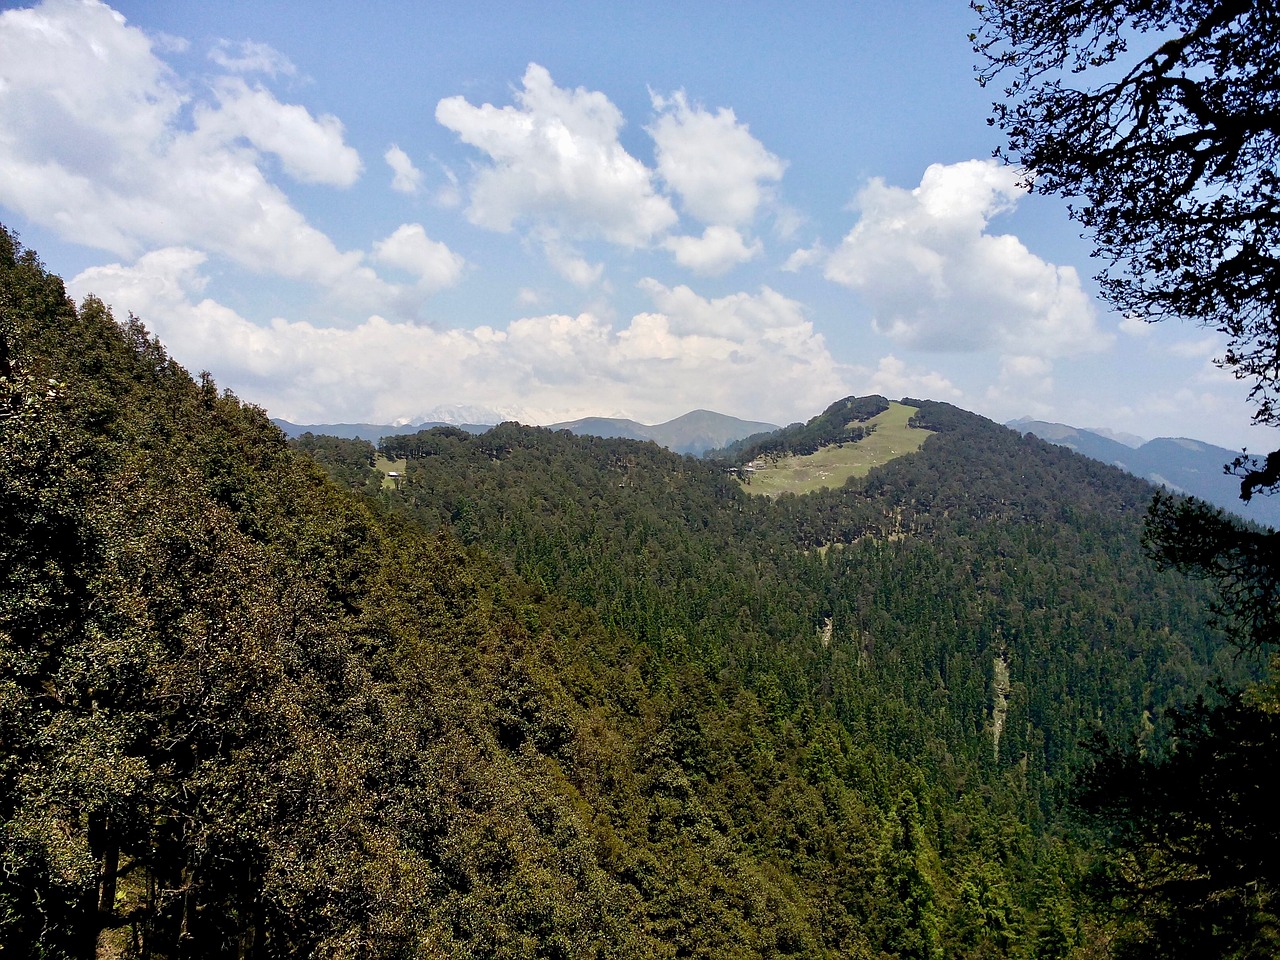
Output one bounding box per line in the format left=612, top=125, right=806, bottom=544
left=742, top=402, right=931, bottom=497
left=375, top=455, right=407, bottom=490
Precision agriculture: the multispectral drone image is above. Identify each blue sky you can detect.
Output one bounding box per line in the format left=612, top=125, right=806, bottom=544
left=1, top=0, right=1273, bottom=450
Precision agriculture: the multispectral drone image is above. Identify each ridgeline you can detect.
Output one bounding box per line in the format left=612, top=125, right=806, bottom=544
left=0, top=225, right=1250, bottom=958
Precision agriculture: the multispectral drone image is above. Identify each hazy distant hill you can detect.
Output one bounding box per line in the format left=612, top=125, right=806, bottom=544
left=1010, top=418, right=1280, bottom=527
left=275, top=409, right=776, bottom=455
left=548, top=408, right=779, bottom=455
left=271, top=418, right=490, bottom=442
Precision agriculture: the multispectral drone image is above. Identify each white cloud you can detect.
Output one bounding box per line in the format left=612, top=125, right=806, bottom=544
left=0, top=0, right=394, bottom=312
left=541, top=239, right=604, bottom=287
left=384, top=145, right=423, bottom=194
left=648, top=90, right=785, bottom=226
left=1000, top=354, right=1052, bottom=379
left=435, top=63, right=677, bottom=247
left=1119, top=313, right=1154, bottom=337
left=986, top=355, right=1054, bottom=405
left=782, top=242, right=825, bottom=272
left=372, top=224, right=465, bottom=290
left=1167, top=335, right=1222, bottom=360
left=663, top=225, right=761, bottom=275
left=433, top=161, right=463, bottom=208
left=825, top=160, right=1109, bottom=358
left=70, top=253, right=852, bottom=427
left=208, top=38, right=296, bottom=77
left=771, top=204, right=805, bottom=241
left=861, top=355, right=961, bottom=400
left=198, top=77, right=362, bottom=186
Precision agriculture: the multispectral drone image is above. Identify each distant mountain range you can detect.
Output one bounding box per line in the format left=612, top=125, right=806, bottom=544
left=272, top=419, right=491, bottom=443
left=546, top=409, right=779, bottom=456
left=275, top=409, right=1278, bottom=526
left=1009, top=418, right=1280, bottom=527
left=274, top=409, right=779, bottom=457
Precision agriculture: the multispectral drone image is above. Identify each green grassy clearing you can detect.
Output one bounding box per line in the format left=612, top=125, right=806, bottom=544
left=741, top=402, right=932, bottom=497
left=375, top=455, right=407, bottom=490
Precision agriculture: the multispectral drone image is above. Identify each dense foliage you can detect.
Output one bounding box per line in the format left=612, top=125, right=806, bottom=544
left=1075, top=695, right=1280, bottom=959
left=975, top=5, right=1280, bottom=955
left=0, top=220, right=1255, bottom=958
left=288, top=432, right=384, bottom=498
left=375, top=401, right=1244, bottom=820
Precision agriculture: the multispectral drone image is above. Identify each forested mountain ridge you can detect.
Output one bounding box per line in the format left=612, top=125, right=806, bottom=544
left=547, top=409, right=781, bottom=456
left=272, top=417, right=490, bottom=444
left=1009, top=418, right=1280, bottom=528
left=707, top=394, right=891, bottom=462
left=374, top=398, right=1240, bottom=799
left=274, top=409, right=778, bottom=456
left=0, top=223, right=1253, bottom=958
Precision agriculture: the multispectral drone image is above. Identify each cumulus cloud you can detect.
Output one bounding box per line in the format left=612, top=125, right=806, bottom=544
left=648, top=90, right=785, bottom=226
left=861, top=355, right=962, bottom=400
left=384, top=145, right=423, bottom=194
left=434, top=67, right=787, bottom=280
left=197, top=77, right=362, bottom=186
left=70, top=254, right=852, bottom=426
left=436, top=63, right=677, bottom=247
left=663, top=225, right=761, bottom=275
left=623, top=281, right=851, bottom=417
left=825, top=160, right=1109, bottom=359
left=0, top=0, right=413, bottom=315
left=372, top=224, right=465, bottom=290
left=208, top=38, right=296, bottom=77
left=782, top=242, right=825, bottom=272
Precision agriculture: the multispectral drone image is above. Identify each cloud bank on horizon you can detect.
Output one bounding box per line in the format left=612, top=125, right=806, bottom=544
left=0, top=0, right=1266, bottom=445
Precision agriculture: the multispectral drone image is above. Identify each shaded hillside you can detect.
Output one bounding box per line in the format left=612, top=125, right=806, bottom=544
left=2, top=226, right=933, bottom=958
left=3, top=222, right=1253, bottom=960
left=1010, top=418, right=1280, bottom=528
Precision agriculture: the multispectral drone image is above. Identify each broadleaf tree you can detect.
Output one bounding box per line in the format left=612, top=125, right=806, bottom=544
left=973, top=3, right=1280, bottom=956
left=973, top=0, right=1280, bottom=437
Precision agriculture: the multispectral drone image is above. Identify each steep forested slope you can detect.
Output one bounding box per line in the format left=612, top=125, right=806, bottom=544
left=0, top=227, right=905, bottom=958
left=377, top=404, right=1238, bottom=801
left=1, top=223, right=1250, bottom=959
left=366, top=397, right=1247, bottom=955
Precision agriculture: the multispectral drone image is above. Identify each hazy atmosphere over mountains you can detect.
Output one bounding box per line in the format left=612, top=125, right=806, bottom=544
left=8, top=225, right=1272, bottom=955
left=6, top=4, right=1280, bottom=957
left=1, top=0, right=1276, bottom=452
left=1009, top=419, right=1280, bottom=528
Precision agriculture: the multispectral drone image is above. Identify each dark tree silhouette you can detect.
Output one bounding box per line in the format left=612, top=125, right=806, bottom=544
left=975, top=5, right=1280, bottom=955
left=973, top=1, right=1280, bottom=441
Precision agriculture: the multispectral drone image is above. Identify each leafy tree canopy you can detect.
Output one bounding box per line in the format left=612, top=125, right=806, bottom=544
left=973, top=1, right=1280, bottom=442
left=975, top=6, right=1280, bottom=956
